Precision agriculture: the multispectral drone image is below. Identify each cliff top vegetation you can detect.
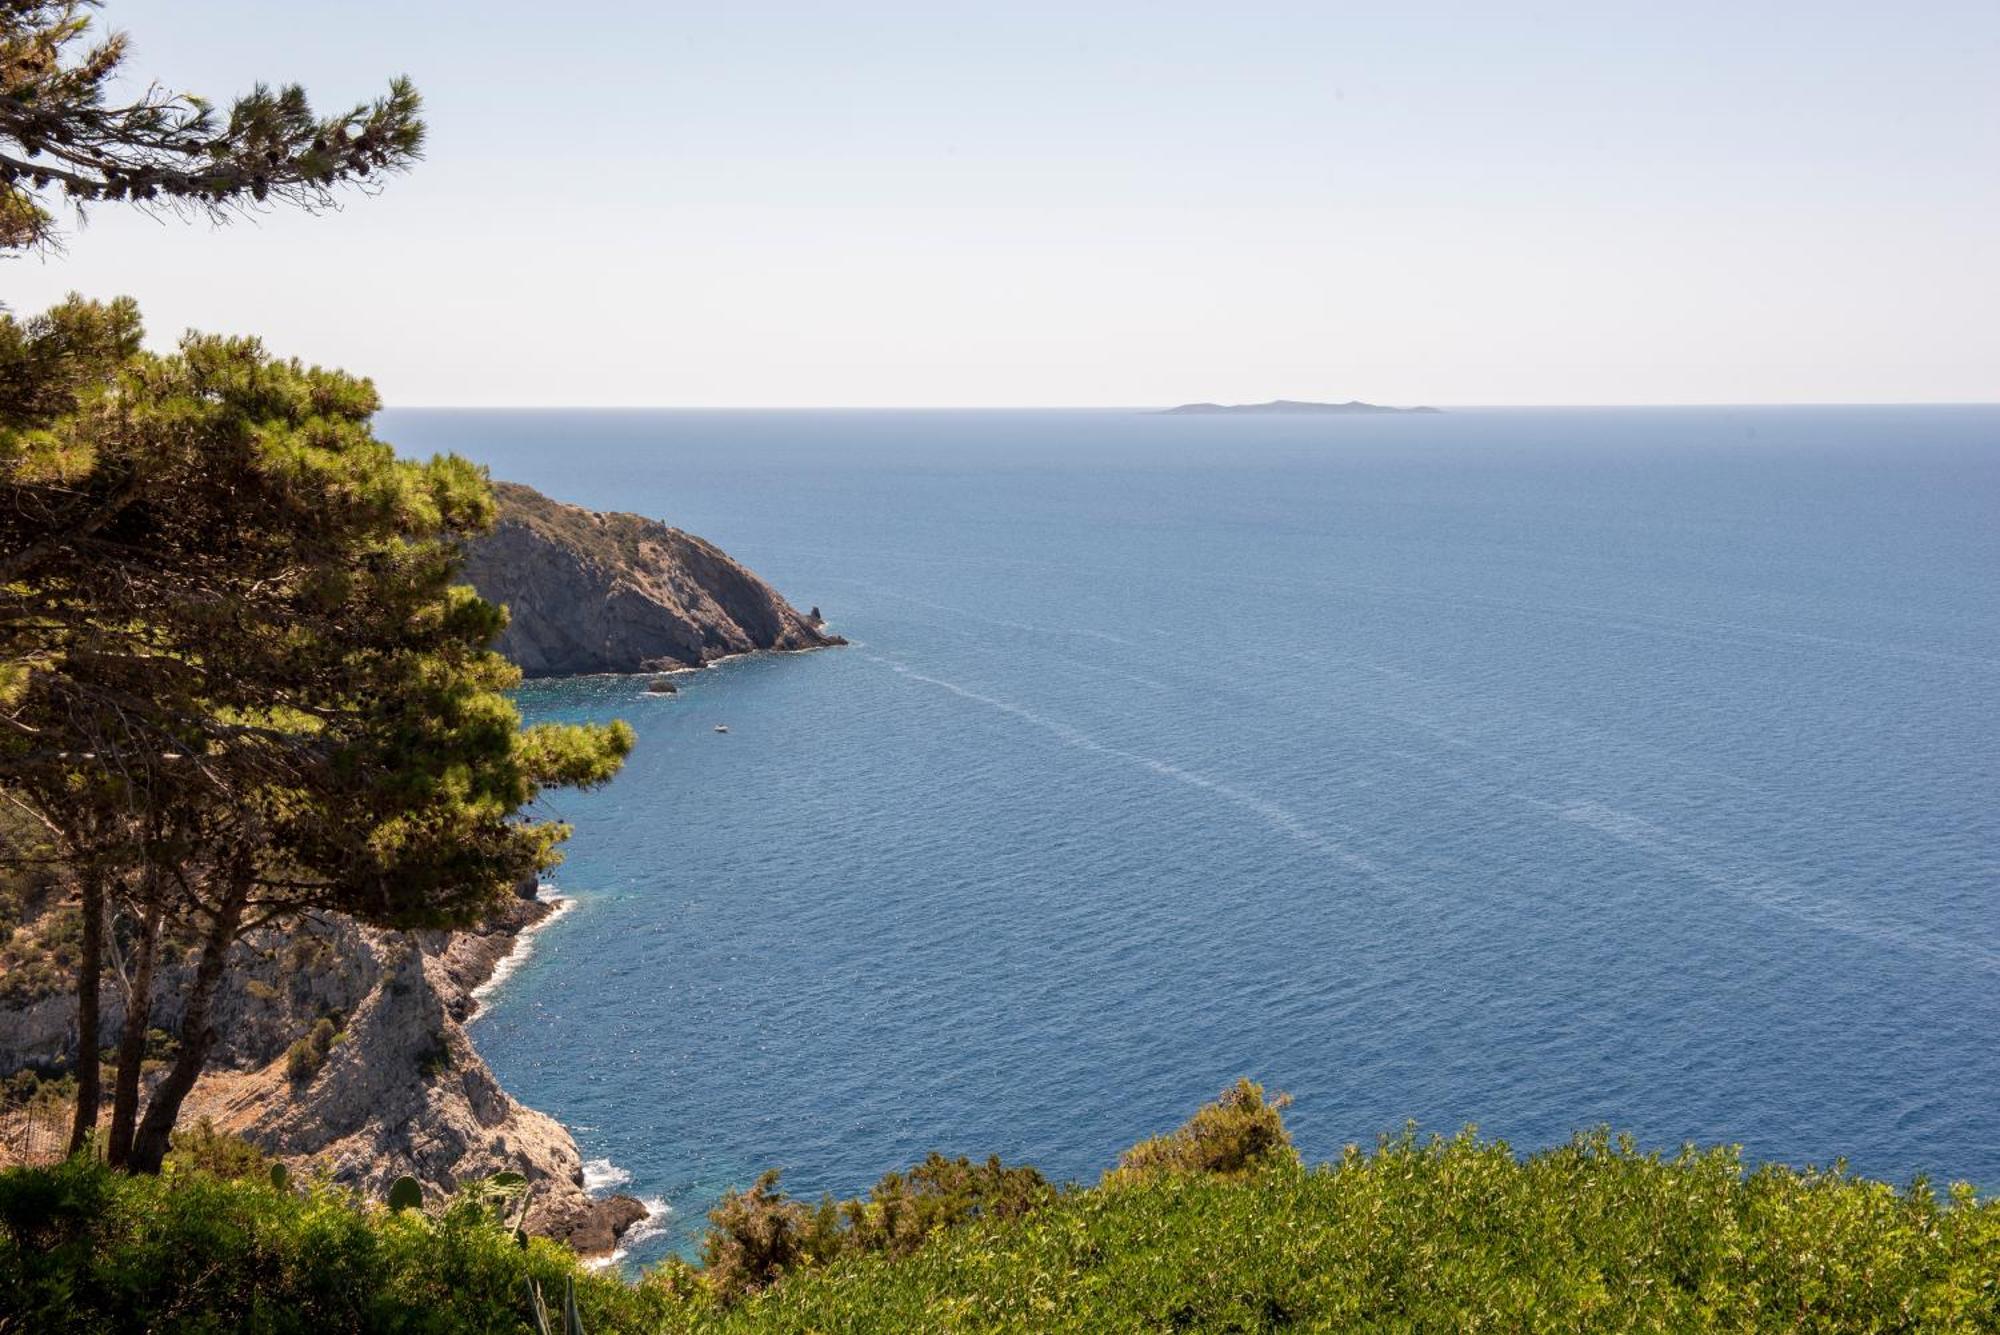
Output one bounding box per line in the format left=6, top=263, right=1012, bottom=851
left=487, top=481, right=695, bottom=574
left=3, top=1082, right=1996, bottom=1332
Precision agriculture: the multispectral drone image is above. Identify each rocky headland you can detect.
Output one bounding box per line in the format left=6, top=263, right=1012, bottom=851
left=462, top=481, right=844, bottom=677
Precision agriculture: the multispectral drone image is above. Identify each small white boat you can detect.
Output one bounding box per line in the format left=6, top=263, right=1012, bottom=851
left=713, top=724, right=730, bottom=733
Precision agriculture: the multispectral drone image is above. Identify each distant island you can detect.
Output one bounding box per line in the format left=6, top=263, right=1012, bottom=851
left=1160, top=398, right=1442, bottom=415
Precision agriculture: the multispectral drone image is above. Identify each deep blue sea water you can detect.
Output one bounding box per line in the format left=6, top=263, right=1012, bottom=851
left=382, top=406, right=2000, bottom=1265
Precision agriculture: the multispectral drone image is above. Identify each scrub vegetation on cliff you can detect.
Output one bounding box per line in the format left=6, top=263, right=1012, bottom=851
left=3, top=1082, right=1996, bottom=1333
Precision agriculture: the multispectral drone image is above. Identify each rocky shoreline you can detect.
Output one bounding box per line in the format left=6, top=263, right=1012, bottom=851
left=183, top=883, right=651, bottom=1256
left=0, top=881, right=649, bottom=1254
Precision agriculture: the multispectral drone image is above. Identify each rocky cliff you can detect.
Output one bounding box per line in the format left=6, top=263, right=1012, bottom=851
left=0, top=884, right=645, bottom=1253
left=178, top=892, right=647, bottom=1252
left=461, top=481, right=843, bottom=677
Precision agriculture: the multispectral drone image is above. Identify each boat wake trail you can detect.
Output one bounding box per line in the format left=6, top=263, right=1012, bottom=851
left=869, top=654, right=1403, bottom=890
left=1554, top=800, right=2000, bottom=973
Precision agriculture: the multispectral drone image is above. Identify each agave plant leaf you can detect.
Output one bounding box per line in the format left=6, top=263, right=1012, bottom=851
left=563, top=1274, right=585, bottom=1335
left=526, top=1277, right=553, bottom=1335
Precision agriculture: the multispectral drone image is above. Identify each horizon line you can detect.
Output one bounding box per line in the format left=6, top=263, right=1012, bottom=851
left=380, top=400, right=2000, bottom=412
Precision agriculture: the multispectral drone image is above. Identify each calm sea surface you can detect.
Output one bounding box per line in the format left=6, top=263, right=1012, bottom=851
left=382, top=407, right=2000, bottom=1264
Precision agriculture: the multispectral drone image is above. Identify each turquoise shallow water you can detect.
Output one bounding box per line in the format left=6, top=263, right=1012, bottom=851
left=383, top=406, right=2000, bottom=1265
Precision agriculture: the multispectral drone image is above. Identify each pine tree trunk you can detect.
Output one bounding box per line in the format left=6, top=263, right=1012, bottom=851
left=126, top=879, right=246, bottom=1174
left=65, top=868, right=103, bottom=1157
left=106, top=899, right=162, bottom=1167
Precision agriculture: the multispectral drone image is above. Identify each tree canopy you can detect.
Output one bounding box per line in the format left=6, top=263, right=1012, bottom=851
left=1, top=297, right=633, bottom=1168
left=1, top=0, right=422, bottom=252
left=0, top=0, right=634, bottom=1176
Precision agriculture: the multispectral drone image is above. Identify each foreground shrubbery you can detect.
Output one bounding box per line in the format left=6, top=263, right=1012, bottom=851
left=727, top=1128, right=2000, bottom=1332
left=0, top=1149, right=674, bottom=1334
left=2, top=1084, right=1997, bottom=1332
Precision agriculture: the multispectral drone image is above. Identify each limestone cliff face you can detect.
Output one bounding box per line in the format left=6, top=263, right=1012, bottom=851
left=461, top=481, right=843, bottom=677
left=180, top=895, right=644, bottom=1251
left=0, top=890, right=644, bottom=1254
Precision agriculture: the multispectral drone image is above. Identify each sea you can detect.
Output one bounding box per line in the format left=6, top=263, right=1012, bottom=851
left=379, top=406, right=2000, bottom=1267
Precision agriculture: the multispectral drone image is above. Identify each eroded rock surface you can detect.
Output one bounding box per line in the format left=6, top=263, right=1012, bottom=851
left=2, top=889, right=646, bottom=1255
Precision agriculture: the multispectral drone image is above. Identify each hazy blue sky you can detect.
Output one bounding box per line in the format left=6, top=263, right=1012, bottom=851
left=7, top=1, right=1996, bottom=406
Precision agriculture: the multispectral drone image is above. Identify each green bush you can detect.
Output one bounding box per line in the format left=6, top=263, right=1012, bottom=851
left=699, top=1169, right=813, bottom=1304
left=167, top=1119, right=273, bottom=1181
left=1108, top=1077, right=1297, bottom=1184
left=725, top=1129, right=2000, bottom=1333
left=284, top=1017, right=344, bottom=1085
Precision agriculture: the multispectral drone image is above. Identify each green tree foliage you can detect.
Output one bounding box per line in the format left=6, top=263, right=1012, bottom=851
left=1, top=1, right=422, bottom=253
left=2, top=1, right=429, bottom=1164
left=0, top=300, right=632, bottom=1170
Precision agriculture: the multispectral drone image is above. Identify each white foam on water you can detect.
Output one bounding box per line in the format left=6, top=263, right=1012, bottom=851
left=581, top=1158, right=631, bottom=1192
left=470, top=888, right=574, bottom=1007
left=574, top=1179, right=665, bottom=1271
left=619, top=1197, right=672, bottom=1248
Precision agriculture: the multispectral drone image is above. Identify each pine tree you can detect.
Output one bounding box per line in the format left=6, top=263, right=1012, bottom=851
left=1, top=1, right=422, bottom=253
left=2, top=310, right=633, bottom=1169
left=0, top=5, right=627, bottom=1169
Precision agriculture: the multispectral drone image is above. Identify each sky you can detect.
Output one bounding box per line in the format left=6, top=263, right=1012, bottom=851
left=5, top=1, right=1997, bottom=407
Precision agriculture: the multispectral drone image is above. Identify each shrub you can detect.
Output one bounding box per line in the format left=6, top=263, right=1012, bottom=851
left=166, top=1119, right=272, bottom=1181
left=417, top=1035, right=455, bottom=1079
left=0, top=1068, right=73, bottom=1111
left=844, top=1152, right=1051, bottom=1258
left=284, top=1017, right=343, bottom=1085
left=4, top=1094, right=1998, bottom=1331
left=701, top=1169, right=815, bottom=1304
left=698, top=1153, right=1053, bottom=1305
left=726, top=1127, right=2000, bottom=1332
left=1108, top=1077, right=1297, bottom=1184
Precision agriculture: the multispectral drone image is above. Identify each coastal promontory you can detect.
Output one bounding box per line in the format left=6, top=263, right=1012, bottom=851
left=461, top=481, right=844, bottom=677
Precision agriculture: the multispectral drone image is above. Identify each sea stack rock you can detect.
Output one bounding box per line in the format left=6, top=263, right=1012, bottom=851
left=461, top=481, right=844, bottom=677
